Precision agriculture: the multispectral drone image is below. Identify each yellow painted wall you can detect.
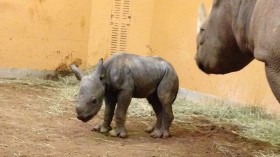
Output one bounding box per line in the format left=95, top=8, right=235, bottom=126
left=0, top=0, right=279, bottom=112
left=87, top=0, right=155, bottom=63
left=126, top=1, right=155, bottom=56
left=0, top=0, right=91, bottom=70
left=86, top=0, right=111, bottom=64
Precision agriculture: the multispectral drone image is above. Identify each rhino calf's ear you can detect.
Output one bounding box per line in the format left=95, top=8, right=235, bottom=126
left=93, top=58, right=105, bottom=80
left=70, top=64, right=84, bottom=81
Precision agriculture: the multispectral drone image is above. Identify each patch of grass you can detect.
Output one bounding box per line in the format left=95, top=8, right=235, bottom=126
left=174, top=97, right=280, bottom=148
left=128, top=99, right=153, bottom=118
left=38, top=76, right=78, bottom=115
left=212, top=142, right=239, bottom=157
left=0, top=76, right=78, bottom=115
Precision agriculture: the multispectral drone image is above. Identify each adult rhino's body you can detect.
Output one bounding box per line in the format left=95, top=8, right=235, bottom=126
left=70, top=53, right=179, bottom=138
left=196, top=0, right=280, bottom=103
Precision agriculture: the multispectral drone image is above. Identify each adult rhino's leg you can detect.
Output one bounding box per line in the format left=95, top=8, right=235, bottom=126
left=265, top=63, right=280, bottom=103
left=92, top=92, right=117, bottom=133
left=109, top=90, right=132, bottom=138
left=145, top=93, right=163, bottom=133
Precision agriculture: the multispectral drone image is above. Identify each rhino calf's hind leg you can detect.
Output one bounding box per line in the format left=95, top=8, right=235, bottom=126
left=150, top=74, right=177, bottom=138
left=109, top=91, right=132, bottom=138
left=161, top=104, right=174, bottom=138
left=145, top=93, right=163, bottom=133
left=150, top=100, right=174, bottom=138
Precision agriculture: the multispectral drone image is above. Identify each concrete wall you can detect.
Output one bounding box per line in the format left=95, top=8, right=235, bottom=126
left=0, top=0, right=279, bottom=112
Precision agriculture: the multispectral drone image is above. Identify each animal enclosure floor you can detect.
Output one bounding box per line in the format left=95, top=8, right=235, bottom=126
left=0, top=82, right=278, bottom=157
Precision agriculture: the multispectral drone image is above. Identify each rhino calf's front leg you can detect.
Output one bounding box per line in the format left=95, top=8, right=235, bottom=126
left=92, top=105, right=114, bottom=133
left=109, top=91, right=131, bottom=138
left=92, top=94, right=117, bottom=133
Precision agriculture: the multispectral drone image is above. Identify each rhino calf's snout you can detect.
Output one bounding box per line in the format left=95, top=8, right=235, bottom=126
left=77, top=115, right=83, bottom=120
left=76, top=106, right=84, bottom=115
left=76, top=108, right=84, bottom=121
left=76, top=113, right=93, bottom=122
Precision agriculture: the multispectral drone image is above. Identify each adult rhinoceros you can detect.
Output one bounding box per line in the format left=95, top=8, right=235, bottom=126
left=196, top=0, right=280, bottom=103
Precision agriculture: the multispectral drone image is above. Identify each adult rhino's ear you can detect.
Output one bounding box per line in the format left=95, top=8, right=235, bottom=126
left=197, top=3, right=207, bottom=33
left=70, top=64, right=84, bottom=81
left=92, top=58, right=105, bottom=80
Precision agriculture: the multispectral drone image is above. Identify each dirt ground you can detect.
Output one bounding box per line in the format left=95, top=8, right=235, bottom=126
left=0, top=82, right=278, bottom=157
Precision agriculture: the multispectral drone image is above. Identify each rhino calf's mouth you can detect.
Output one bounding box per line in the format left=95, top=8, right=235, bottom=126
left=77, top=114, right=95, bottom=122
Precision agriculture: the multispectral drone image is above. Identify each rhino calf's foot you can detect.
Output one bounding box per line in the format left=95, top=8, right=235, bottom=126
left=109, top=127, right=127, bottom=138
left=91, top=124, right=112, bottom=133
left=150, top=129, right=170, bottom=138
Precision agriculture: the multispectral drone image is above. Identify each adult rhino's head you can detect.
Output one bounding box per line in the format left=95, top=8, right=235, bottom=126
left=70, top=59, right=105, bottom=122
left=195, top=1, right=252, bottom=74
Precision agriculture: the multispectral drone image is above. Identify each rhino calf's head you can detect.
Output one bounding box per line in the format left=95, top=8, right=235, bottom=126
left=70, top=59, right=105, bottom=122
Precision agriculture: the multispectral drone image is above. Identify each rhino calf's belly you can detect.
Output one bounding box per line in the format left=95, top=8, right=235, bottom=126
left=132, top=86, right=157, bottom=98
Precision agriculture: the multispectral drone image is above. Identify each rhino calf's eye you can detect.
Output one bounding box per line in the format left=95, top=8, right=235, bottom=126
left=92, top=99, right=97, bottom=104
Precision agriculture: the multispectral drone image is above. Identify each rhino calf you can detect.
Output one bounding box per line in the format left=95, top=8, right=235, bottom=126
left=70, top=52, right=179, bottom=138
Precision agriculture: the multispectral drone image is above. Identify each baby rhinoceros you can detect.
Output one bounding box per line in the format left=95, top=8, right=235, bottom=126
left=70, top=53, right=179, bottom=138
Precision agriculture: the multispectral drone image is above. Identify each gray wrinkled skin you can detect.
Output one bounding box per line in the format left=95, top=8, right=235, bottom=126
left=196, top=0, right=280, bottom=103
left=70, top=53, right=179, bottom=138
